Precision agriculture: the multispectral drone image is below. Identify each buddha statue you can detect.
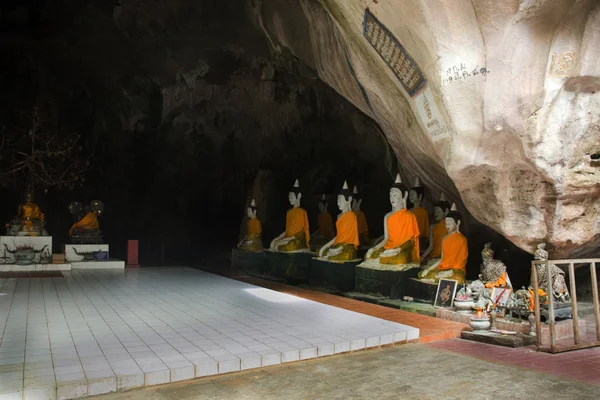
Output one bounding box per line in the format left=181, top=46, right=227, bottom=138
left=409, top=178, right=429, bottom=251
left=238, top=199, right=263, bottom=252
left=362, top=174, right=420, bottom=267
left=352, top=185, right=370, bottom=247
left=480, top=242, right=512, bottom=288
left=269, top=179, right=310, bottom=252
left=418, top=203, right=468, bottom=284
left=533, top=243, right=570, bottom=303
left=6, top=192, right=46, bottom=236
left=421, top=193, right=450, bottom=262
left=311, top=195, right=335, bottom=250
left=69, top=200, right=104, bottom=243
left=318, top=181, right=359, bottom=261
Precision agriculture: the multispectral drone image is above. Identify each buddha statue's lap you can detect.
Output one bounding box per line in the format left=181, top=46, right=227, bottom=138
left=318, top=182, right=360, bottom=262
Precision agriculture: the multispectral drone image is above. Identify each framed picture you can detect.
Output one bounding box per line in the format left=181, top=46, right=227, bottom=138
left=434, top=279, right=458, bottom=308
left=489, top=286, right=513, bottom=316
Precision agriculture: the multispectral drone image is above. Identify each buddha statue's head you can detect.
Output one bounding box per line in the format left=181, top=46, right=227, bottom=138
left=433, top=193, right=451, bottom=222
left=25, top=191, right=33, bottom=203
left=90, top=200, right=104, bottom=217
left=409, top=178, right=424, bottom=207
left=351, top=185, right=362, bottom=211
left=481, top=242, right=494, bottom=260
left=247, top=199, right=258, bottom=219
left=445, top=203, right=462, bottom=233
left=288, top=179, right=302, bottom=207
left=317, top=194, right=327, bottom=213
left=389, top=174, right=408, bottom=210
left=337, top=181, right=353, bottom=212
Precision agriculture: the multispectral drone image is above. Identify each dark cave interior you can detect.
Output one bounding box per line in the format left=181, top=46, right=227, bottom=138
left=0, top=0, right=537, bottom=289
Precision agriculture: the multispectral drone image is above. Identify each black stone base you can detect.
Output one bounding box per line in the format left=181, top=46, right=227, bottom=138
left=354, top=266, right=419, bottom=298
left=402, top=278, right=438, bottom=303
left=230, top=248, right=268, bottom=275
left=309, top=259, right=360, bottom=292
left=267, top=251, right=313, bottom=285
left=461, top=331, right=536, bottom=348
left=541, top=303, right=573, bottom=321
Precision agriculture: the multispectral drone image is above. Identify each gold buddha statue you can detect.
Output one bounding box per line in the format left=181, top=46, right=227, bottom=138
left=7, top=192, right=46, bottom=236
left=269, top=179, right=310, bottom=252
left=352, top=185, right=370, bottom=247
left=418, top=203, right=468, bottom=284
left=69, top=200, right=103, bottom=243
left=362, top=174, right=420, bottom=268
left=238, top=199, right=263, bottom=252
left=311, top=194, right=335, bottom=250
left=421, top=193, right=450, bottom=262
left=318, top=181, right=359, bottom=261
left=409, top=178, right=429, bottom=251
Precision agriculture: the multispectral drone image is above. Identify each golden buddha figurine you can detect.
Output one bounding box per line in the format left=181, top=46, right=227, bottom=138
left=352, top=185, right=370, bottom=247
left=363, top=174, right=420, bottom=267
left=269, top=179, right=311, bottom=252
left=311, top=195, right=335, bottom=250
left=15, top=192, right=45, bottom=235
left=69, top=200, right=104, bottom=243
left=418, top=203, right=468, bottom=284
left=318, top=181, right=359, bottom=261
left=238, top=199, right=263, bottom=252
left=409, top=178, right=429, bottom=251
left=421, top=193, right=450, bottom=262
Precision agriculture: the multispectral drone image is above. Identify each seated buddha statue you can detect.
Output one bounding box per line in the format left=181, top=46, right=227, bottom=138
left=409, top=178, right=429, bottom=251
left=238, top=199, right=263, bottom=252
left=352, top=185, right=370, bottom=247
left=421, top=193, right=450, bottom=262
left=311, top=195, right=335, bottom=250
left=318, top=181, right=359, bottom=261
left=534, top=242, right=570, bottom=303
left=269, top=179, right=311, bottom=252
left=363, top=174, right=420, bottom=267
left=69, top=200, right=104, bottom=243
left=418, top=204, right=468, bottom=284
left=10, top=192, right=46, bottom=236
left=480, top=242, right=512, bottom=288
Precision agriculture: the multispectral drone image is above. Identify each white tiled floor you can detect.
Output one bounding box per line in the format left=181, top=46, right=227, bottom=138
left=0, top=267, right=418, bottom=399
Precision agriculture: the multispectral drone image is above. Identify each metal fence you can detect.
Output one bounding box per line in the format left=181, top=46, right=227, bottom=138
left=531, top=259, right=600, bottom=353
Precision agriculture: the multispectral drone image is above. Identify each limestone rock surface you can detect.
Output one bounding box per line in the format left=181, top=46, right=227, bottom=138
left=251, top=0, right=600, bottom=257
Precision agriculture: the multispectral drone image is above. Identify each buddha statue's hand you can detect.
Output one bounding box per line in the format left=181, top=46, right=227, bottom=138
left=382, top=248, right=401, bottom=257
left=435, top=270, right=453, bottom=279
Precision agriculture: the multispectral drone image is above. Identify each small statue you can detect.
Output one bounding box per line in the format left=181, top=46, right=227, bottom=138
left=421, top=193, right=450, bottom=262
left=5, top=191, right=47, bottom=236
left=362, top=174, right=420, bottom=267
left=470, top=279, right=492, bottom=310
left=69, top=200, right=104, bottom=244
left=269, top=179, right=310, bottom=252
left=318, top=181, right=359, bottom=261
left=480, top=242, right=512, bottom=288
left=310, top=195, right=334, bottom=250
left=352, top=185, right=370, bottom=247
left=409, top=178, right=429, bottom=251
left=533, top=243, right=570, bottom=303
left=418, top=203, right=468, bottom=284
left=238, top=199, right=263, bottom=252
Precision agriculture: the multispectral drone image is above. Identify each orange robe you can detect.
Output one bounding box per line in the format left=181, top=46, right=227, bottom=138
left=285, top=207, right=310, bottom=246
left=383, top=209, right=420, bottom=263
left=247, top=218, right=262, bottom=238
left=438, top=232, right=468, bottom=273
left=333, top=211, right=359, bottom=247
left=412, top=207, right=429, bottom=238
left=317, top=212, right=334, bottom=239
left=485, top=271, right=508, bottom=288
left=21, top=202, right=43, bottom=220
left=69, top=212, right=99, bottom=235
left=356, top=210, right=369, bottom=237
left=431, top=220, right=448, bottom=258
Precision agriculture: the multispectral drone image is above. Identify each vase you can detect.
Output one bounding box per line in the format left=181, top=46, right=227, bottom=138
left=470, top=317, right=491, bottom=331
left=454, top=299, right=474, bottom=313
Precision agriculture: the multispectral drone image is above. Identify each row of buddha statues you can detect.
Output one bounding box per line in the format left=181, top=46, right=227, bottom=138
left=4, top=192, right=105, bottom=243
left=238, top=176, right=469, bottom=284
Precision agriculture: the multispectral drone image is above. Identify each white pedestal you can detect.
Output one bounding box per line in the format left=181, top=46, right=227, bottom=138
left=0, top=263, right=71, bottom=272
left=64, top=244, right=109, bottom=262
left=71, top=260, right=125, bottom=269
left=0, top=236, right=53, bottom=263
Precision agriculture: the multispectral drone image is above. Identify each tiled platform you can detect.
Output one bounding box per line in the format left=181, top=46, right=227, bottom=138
left=0, top=268, right=418, bottom=399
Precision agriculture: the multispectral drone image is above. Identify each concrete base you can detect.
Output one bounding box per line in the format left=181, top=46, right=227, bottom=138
left=64, top=244, right=109, bottom=262
left=354, top=266, right=419, bottom=298
left=400, top=277, right=438, bottom=303
left=309, top=259, right=359, bottom=292
left=231, top=248, right=268, bottom=275
left=0, top=263, right=71, bottom=272
left=70, top=260, right=125, bottom=269
left=267, top=251, right=313, bottom=284
left=0, top=236, right=52, bottom=263
left=461, top=331, right=536, bottom=348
